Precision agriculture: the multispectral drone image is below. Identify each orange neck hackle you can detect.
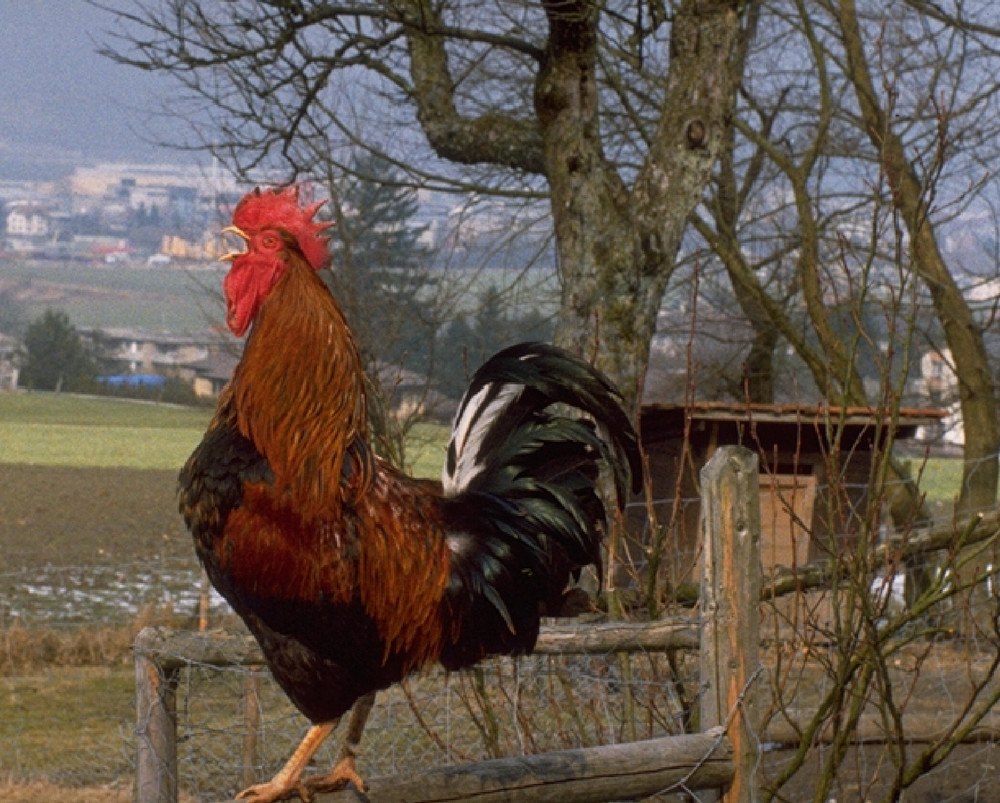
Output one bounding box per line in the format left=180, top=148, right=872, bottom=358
left=232, top=251, right=370, bottom=512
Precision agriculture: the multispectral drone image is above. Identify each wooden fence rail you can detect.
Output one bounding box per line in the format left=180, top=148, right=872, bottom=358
left=261, top=729, right=735, bottom=803
left=135, top=445, right=762, bottom=803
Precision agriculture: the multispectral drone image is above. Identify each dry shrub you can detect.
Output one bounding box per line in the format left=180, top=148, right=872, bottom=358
left=0, top=603, right=186, bottom=676
left=0, top=775, right=201, bottom=803
left=0, top=777, right=133, bottom=803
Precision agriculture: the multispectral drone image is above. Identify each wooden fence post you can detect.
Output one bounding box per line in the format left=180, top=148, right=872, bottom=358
left=700, top=446, right=762, bottom=803
left=241, top=670, right=262, bottom=789
left=135, top=630, right=180, bottom=803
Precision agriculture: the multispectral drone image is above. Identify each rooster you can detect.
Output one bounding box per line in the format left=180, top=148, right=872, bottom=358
left=179, top=186, right=641, bottom=802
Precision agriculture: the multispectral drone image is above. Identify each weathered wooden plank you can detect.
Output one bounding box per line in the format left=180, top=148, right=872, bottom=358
left=763, top=709, right=1000, bottom=746
left=134, top=626, right=261, bottom=669
left=535, top=618, right=699, bottom=653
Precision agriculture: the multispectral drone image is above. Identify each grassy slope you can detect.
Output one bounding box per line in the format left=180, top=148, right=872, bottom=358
left=3, top=259, right=225, bottom=331
left=0, top=391, right=448, bottom=475
left=0, top=393, right=214, bottom=469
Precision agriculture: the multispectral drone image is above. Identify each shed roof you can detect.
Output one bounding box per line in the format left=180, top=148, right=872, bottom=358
left=643, top=401, right=945, bottom=427
left=640, top=401, right=947, bottom=448
left=188, top=351, right=240, bottom=381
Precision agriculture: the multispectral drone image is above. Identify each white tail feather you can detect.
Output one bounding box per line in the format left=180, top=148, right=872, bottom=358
left=442, top=382, right=523, bottom=495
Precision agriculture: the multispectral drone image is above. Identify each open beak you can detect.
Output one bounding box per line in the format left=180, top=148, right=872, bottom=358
left=220, top=226, right=249, bottom=262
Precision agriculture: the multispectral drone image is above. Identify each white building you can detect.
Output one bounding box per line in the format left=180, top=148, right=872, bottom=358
left=3, top=201, right=63, bottom=254
left=5, top=201, right=51, bottom=237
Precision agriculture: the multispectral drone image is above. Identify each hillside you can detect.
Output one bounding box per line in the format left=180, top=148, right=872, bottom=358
left=0, top=258, right=226, bottom=332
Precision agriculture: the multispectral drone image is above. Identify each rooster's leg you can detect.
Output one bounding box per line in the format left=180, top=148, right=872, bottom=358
left=304, top=692, right=377, bottom=795
left=236, top=721, right=336, bottom=803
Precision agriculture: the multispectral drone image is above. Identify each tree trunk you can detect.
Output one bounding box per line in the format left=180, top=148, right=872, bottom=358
left=535, top=0, right=744, bottom=409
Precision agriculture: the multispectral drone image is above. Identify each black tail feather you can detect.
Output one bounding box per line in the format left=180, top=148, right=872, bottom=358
left=439, top=342, right=641, bottom=669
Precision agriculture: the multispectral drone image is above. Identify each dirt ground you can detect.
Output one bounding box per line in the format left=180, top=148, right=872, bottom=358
left=0, top=463, right=190, bottom=571
left=760, top=742, right=1000, bottom=802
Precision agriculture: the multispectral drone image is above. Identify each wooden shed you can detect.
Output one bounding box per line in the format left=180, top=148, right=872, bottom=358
left=624, top=402, right=946, bottom=596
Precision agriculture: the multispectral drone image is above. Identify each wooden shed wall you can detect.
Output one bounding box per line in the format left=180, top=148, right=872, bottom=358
left=625, top=407, right=910, bottom=598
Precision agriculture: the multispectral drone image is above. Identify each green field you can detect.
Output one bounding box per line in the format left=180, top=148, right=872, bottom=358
left=0, top=392, right=214, bottom=469
left=0, top=388, right=966, bottom=493
left=3, top=258, right=560, bottom=334
left=909, top=456, right=965, bottom=507
left=0, top=391, right=449, bottom=476
left=400, top=421, right=450, bottom=478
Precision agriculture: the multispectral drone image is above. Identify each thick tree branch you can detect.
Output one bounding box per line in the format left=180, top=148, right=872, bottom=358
left=401, top=0, right=546, bottom=174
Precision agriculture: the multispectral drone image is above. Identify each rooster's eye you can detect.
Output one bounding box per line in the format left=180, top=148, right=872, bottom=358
left=261, top=234, right=280, bottom=249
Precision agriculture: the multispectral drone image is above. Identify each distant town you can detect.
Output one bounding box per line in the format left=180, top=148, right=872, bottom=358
left=0, top=162, right=251, bottom=264
left=0, top=163, right=250, bottom=397
left=0, top=161, right=554, bottom=408
left=0, top=160, right=981, bottom=446
left=0, top=161, right=539, bottom=265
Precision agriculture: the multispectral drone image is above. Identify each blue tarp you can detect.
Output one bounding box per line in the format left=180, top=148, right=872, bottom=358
left=97, top=374, right=167, bottom=387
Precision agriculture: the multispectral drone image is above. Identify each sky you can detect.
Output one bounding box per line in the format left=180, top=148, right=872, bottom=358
left=0, top=1, right=188, bottom=180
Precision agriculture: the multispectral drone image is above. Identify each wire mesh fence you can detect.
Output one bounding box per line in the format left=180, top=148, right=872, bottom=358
left=10, top=599, right=994, bottom=802
left=135, top=643, right=700, bottom=802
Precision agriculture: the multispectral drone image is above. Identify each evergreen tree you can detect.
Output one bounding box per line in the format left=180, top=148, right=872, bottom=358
left=437, top=285, right=554, bottom=400
left=20, top=309, right=97, bottom=391
left=0, top=288, right=27, bottom=336
left=319, top=153, right=441, bottom=463
left=323, top=153, right=437, bottom=375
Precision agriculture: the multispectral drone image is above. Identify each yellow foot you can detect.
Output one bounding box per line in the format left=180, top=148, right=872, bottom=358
left=304, top=755, right=367, bottom=795
left=236, top=779, right=312, bottom=803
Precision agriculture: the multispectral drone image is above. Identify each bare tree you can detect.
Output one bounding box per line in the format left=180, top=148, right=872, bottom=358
left=98, top=0, right=750, bottom=409
left=687, top=3, right=1000, bottom=798
left=833, top=0, right=999, bottom=516
left=692, top=0, right=1000, bottom=512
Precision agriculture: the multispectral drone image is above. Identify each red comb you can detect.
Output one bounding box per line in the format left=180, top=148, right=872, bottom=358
left=232, top=185, right=333, bottom=270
